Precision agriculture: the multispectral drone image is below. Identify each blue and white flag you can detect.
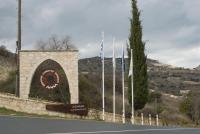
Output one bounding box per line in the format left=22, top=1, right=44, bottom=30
left=100, top=41, right=104, bottom=63
left=121, top=44, right=125, bottom=73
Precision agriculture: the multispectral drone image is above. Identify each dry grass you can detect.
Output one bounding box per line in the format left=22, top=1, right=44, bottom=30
left=142, top=92, right=193, bottom=127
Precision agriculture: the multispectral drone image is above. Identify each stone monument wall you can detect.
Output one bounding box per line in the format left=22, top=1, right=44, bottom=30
left=19, top=50, right=79, bottom=104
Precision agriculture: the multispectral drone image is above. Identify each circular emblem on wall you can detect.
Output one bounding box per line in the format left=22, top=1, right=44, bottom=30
left=40, top=70, right=60, bottom=89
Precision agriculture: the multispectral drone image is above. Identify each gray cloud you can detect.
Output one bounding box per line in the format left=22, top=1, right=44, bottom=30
left=1, top=0, right=200, bottom=68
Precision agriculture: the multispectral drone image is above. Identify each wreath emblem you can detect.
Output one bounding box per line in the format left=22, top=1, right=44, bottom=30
left=40, top=70, right=60, bottom=89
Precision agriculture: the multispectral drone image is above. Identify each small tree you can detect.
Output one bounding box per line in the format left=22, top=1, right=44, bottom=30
left=179, top=92, right=200, bottom=125
left=36, top=40, right=46, bottom=50
left=61, top=36, right=73, bottom=50
left=48, top=35, right=61, bottom=50
left=128, top=0, right=148, bottom=110
left=0, top=45, right=10, bottom=57
left=35, top=34, right=75, bottom=50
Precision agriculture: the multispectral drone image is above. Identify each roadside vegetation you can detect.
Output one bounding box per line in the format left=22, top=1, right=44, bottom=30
left=0, top=107, right=63, bottom=119
left=180, top=91, right=200, bottom=125
left=0, top=107, right=32, bottom=116
left=0, top=71, right=16, bottom=94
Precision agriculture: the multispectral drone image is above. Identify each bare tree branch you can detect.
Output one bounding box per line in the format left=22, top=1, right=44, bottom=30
left=36, top=40, right=47, bottom=50
left=35, top=34, right=75, bottom=51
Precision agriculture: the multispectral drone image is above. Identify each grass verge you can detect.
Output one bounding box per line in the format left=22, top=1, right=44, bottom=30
left=0, top=107, right=62, bottom=119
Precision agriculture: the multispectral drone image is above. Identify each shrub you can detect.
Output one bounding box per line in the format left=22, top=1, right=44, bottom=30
left=179, top=97, right=192, bottom=117
left=0, top=45, right=15, bottom=58
left=0, top=71, right=16, bottom=94
left=148, top=91, right=162, bottom=103
left=79, top=75, right=101, bottom=109
left=179, top=92, right=200, bottom=125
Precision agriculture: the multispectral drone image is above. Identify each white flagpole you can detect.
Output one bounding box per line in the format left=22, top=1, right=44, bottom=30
left=113, top=38, right=116, bottom=122
left=122, top=44, right=125, bottom=124
left=102, top=32, right=105, bottom=121
left=131, top=49, right=135, bottom=124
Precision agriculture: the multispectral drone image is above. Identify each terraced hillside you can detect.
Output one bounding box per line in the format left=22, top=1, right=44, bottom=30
left=79, top=57, right=200, bottom=96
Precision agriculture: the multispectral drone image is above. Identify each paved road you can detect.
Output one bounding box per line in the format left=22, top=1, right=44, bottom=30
left=0, top=116, right=200, bottom=134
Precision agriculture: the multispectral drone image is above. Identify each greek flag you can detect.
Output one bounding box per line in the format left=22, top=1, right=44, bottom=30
left=100, top=41, right=104, bottom=63
left=121, top=44, right=125, bottom=73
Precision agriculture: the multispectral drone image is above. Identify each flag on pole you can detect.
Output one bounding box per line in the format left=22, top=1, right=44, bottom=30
left=129, top=49, right=135, bottom=124
left=112, top=38, right=116, bottom=122
left=121, top=44, right=125, bottom=124
left=100, top=41, right=104, bottom=63
left=127, top=40, right=130, bottom=50
left=101, top=32, right=105, bottom=121
left=128, top=50, right=133, bottom=77
left=121, top=44, right=125, bottom=73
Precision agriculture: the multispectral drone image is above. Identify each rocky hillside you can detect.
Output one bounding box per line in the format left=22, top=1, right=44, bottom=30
left=79, top=57, right=200, bottom=95
left=1, top=49, right=200, bottom=97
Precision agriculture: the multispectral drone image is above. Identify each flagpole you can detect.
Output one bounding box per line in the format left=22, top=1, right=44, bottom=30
left=122, top=44, right=125, bottom=124
left=102, top=32, right=105, bottom=121
left=131, top=49, right=134, bottom=124
left=113, top=38, right=116, bottom=122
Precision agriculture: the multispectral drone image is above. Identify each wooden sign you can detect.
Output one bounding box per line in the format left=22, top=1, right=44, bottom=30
left=46, top=104, right=88, bottom=116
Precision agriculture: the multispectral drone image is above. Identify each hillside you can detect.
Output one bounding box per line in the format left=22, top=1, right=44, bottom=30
left=79, top=57, right=200, bottom=95
left=1, top=52, right=199, bottom=97
left=0, top=46, right=16, bottom=94
left=78, top=57, right=200, bottom=125
left=0, top=46, right=16, bottom=81
left=1, top=49, right=200, bottom=125
left=1, top=52, right=200, bottom=99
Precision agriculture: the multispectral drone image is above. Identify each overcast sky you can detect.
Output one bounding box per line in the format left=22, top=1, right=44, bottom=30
left=1, top=0, right=200, bottom=68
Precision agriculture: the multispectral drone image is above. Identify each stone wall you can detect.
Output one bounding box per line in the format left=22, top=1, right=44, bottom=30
left=19, top=50, right=79, bottom=104
left=0, top=93, right=159, bottom=125
left=0, top=93, right=66, bottom=117
left=0, top=94, right=123, bottom=122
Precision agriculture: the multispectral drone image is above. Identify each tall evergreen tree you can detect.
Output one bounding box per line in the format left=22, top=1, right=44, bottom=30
left=128, top=0, right=148, bottom=110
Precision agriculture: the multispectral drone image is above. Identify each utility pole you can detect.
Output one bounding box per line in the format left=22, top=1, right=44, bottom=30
left=16, top=0, right=22, bottom=97
left=18, top=0, right=22, bottom=50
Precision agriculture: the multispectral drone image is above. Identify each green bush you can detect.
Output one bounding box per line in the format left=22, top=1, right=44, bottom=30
left=0, top=45, right=15, bottom=59
left=0, top=45, right=10, bottom=57
left=148, top=91, right=162, bottom=103
left=179, top=97, right=192, bottom=117
left=0, top=71, right=16, bottom=94
left=79, top=75, right=101, bottom=109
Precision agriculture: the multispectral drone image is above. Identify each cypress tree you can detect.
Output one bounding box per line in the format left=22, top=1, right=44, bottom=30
left=128, top=0, right=148, bottom=110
